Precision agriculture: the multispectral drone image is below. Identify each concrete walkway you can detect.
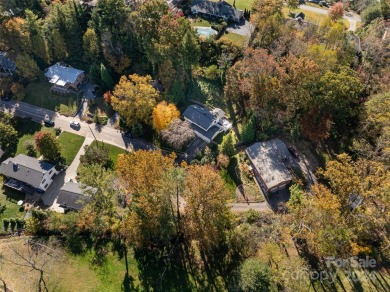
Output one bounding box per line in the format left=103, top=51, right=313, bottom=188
left=65, top=137, right=93, bottom=182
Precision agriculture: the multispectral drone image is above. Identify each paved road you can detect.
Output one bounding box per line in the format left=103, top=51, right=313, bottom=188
left=298, top=4, right=361, bottom=31
left=229, top=202, right=271, bottom=212
left=227, top=19, right=254, bottom=37
left=0, top=100, right=153, bottom=152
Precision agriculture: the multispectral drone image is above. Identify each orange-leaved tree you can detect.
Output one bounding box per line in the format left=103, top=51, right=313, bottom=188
left=152, top=101, right=180, bottom=132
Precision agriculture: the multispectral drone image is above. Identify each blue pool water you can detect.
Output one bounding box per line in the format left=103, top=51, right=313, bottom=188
left=194, top=27, right=218, bottom=37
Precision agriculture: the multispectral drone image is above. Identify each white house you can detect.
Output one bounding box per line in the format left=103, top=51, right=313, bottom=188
left=183, top=105, right=231, bottom=143
left=0, top=154, right=58, bottom=193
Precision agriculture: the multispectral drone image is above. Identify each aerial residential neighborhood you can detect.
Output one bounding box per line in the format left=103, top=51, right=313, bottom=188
left=0, top=0, right=389, bottom=291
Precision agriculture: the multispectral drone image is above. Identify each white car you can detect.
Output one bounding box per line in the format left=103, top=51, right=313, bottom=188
left=69, top=120, right=80, bottom=128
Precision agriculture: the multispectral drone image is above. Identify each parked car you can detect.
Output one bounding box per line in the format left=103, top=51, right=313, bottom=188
left=307, top=0, right=320, bottom=3
left=288, top=146, right=300, bottom=159
left=0, top=94, right=11, bottom=101
left=44, top=120, right=55, bottom=127
left=70, top=120, right=80, bottom=128
left=319, top=1, right=329, bottom=7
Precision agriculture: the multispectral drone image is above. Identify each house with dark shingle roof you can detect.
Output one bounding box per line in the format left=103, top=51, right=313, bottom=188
left=44, top=63, right=85, bottom=94
left=0, top=52, right=16, bottom=77
left=190, top=0, right=243, bottom=23
left=57, top=182, right=91, bottom=211
left=0, top=154, right=58, bottom=193
left=246, top=139, right=293, bottom=193
left=183, top=105, right=231, bottom=143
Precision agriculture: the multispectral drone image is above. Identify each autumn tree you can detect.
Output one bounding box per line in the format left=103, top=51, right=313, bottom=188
left=287, top=0, right=299, bottom=11
left=183, top=165, right=232, bottom=253
left=111, top=74, right=159, bottom=127
left=116, top=150, right=177, bottom=247
left=50, top=29, right=68, bottom=61
left=353, top=92, right=390, bottom=166
left=160, top=119, right=195, bottom=150
left=328, top=2, right=344, bottom=21
left=82, top=28, right=100, bottom=63
left=78, top=164, right=119, bottom=241
left=35, top=132, right=62, bottom=162
left=152, top=101, right=180, bottom=132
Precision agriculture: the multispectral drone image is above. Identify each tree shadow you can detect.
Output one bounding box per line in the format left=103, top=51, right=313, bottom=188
left=133, top=243, right=197, bottom=292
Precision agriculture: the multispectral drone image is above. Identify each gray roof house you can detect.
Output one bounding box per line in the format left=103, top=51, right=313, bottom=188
left=183, top=105, right=231, bottom=143
left=246, top=139, right=293, bottom=193
left=44, top=63, right=85, bottom=94
left=57, top=182, right=91, bottom=211
left=190, top=0, right=243, bottom=22
left=0, top=52, right=16, bottom=77
left=0, top=154, right=58, bottom=193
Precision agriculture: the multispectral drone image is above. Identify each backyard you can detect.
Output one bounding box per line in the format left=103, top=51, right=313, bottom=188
left=57, top=131, right=86, bottom=165
left=24, top=76, right=80, bottom=116
left=0, top=178, right=25, bottom=230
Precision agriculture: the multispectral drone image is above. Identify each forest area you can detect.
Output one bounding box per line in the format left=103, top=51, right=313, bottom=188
left=0, top=0, right=389, bottom=291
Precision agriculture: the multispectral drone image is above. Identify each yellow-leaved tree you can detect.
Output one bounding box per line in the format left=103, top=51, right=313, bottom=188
left=152, top=101, right=180, bottom=132
left=111, top=74, right=159, bottom=127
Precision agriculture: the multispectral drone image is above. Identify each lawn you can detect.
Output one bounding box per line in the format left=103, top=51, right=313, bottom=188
left=90, top=140, right=127, bottom=166
left=0, top=178, right=25, bottom=227
left=191, top=17, right=215, bottom=27
left=24, top=76, right=80, bottom=116
left=58, top=131, right=86, bottom=165
left=15, top=118, right=56, bottom=156
left=211, top=0, right=254, bottom=10
left=220, top=31, right=249, bottom=47
left=282, top=7, right=350, bottom=28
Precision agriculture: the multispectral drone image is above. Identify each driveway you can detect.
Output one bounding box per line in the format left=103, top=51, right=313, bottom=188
left=65, top=137, right=93, bottom=182
left=229, top=202, right=271, bottom=212
left=298, top=4, right=361, bottom=31
left=226, top=19, right=254, bottom=37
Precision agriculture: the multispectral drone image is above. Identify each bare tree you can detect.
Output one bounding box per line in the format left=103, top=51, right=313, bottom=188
left=4, top=240, right=62, bottom=292
left=161, top=119, right=195, bottom=150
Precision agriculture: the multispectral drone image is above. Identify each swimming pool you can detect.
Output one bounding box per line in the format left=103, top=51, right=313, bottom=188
left=194, top=27, right=218, bottom=37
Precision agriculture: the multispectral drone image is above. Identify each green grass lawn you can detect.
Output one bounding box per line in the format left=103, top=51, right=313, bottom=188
left=15, top=118, right=55, bottom=156
left=282, top=7, right=350, bottom=28
left=58, top=131, right=86, bottom=165
left=24, top=76, right=79, bottom=116
left=220, top=31, right=249, bottom=47
left=191, top=18, right=215, bottom=27
left=211, top=0, right=254, bottom=10
left=0, top=178, right=25, bottom=227
left=90, top=140, right=128, bottom=166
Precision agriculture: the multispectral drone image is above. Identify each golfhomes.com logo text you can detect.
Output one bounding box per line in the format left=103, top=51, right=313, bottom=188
left=284, top=256, right=377, bottom=283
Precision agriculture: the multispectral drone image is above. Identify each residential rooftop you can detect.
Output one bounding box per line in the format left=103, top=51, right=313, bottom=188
left=45, top=63, right=84, bottom=86
left=57, top=182, right=92, bottom=210
left=0, top=154, right=56, bottom=188
left=246, top=139, right=293, bottom=191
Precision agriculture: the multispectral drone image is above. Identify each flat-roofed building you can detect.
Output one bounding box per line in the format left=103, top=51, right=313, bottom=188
left=246, top=139, right=293, bottom=193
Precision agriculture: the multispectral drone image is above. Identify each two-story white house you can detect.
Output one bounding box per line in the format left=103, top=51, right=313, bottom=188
left=183, top=105, right=231, bottom=143
left=0, top=154, right=58, bottom=193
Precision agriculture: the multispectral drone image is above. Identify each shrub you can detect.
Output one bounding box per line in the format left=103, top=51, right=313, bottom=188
left=220, top=133, right=235, bottom=157
left=23, top=139, right=37, bottom=157
left=10, top=218, right=16, bottom=231
left=361, top=4, right=383, bottom=25
left=55, top=127, right=62, bottom=136
left=3, top=218, right=9, bottom=230
left=241, top=114, right=256, bottom=144
left=131, top=123, right=144, bottom=138
left=15, top=218, right=25, bottom=229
